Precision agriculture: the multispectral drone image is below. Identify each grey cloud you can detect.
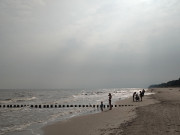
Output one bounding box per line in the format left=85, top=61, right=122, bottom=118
left=0, top=0, right=180, bottom=89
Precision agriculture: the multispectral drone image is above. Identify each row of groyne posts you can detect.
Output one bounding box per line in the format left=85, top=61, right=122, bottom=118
left=0, top=104, right=135, bottom=108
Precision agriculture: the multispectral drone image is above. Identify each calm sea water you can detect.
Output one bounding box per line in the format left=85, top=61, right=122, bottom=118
left=0, top=88, right=145, bottom=135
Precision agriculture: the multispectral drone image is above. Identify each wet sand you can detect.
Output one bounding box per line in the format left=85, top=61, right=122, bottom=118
left=43, top=89, right=158, bottom=135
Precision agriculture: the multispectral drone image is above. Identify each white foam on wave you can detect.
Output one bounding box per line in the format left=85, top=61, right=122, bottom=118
left=13, top=96, right=37, bottom=102
left=0, top=97, right=37, bottom=104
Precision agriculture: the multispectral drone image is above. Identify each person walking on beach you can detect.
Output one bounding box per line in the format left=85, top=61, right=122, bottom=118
left=133, top=92, right=136, bottom=102
left=108, top=93, right=112, bottom=110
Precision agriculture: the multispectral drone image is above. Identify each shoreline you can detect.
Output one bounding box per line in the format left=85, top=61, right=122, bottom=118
left=43, top=91, right=157, bottom=135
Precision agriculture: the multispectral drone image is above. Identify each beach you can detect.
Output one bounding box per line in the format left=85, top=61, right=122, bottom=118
left=42, top=88, right=163, bottom=135
left=0, top=88, right=140, bottom=135
left=43, top=88, right=180, bottom=135
left=121, top=88, right=180, bottom=135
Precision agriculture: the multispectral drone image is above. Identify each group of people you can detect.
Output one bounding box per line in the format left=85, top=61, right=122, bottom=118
left=100, top=89, right=146, bottom=111
left=133, top=89, right=145, bottom=102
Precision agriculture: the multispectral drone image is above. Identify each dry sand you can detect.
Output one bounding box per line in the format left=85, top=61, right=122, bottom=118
left=43, top=88, right=180, bottom=135
left=121, top=88, right=180, bottom=135
left=43, top=89, right=157, bottom=135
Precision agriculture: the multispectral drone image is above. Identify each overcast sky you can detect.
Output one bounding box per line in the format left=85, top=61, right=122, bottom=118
left=0, top=0, right=180, bottom=89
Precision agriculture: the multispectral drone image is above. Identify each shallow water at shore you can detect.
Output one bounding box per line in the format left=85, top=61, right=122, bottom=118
left=0, top=88, right=143, bottom=135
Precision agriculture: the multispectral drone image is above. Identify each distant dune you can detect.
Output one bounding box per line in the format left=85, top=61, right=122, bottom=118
left=149, top=78, right=180, bottom=88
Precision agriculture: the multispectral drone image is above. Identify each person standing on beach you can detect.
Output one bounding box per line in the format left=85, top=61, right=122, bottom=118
left=142, top=89, right=145, bottom=96
left=100, top=101, right=104, bottom=111
left=108, top=93, right=112, bottom=110
left=133, top=92, right=136, bottom=102
left=140, top=91, right=143, bottom=101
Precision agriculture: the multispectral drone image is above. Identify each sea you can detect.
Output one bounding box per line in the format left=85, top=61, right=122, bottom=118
left=0, top=88, right=147, bottom=135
